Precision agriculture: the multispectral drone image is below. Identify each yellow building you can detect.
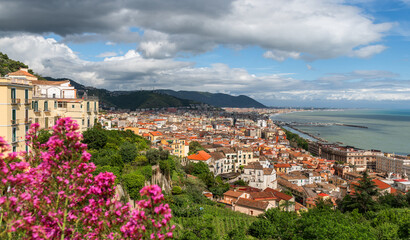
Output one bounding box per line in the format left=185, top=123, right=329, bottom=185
left=160, top=138, right=189, bottom=158
left=0, top=77, right=33, bottom=152
left=0, top=68, right=99, bottom=152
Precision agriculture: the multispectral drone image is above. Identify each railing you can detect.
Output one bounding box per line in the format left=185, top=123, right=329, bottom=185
left=11, top=98, right=20, bottom=105
left=11, top=119, right=20, bottom=126
left=11, top=78, right=31, bottom=85
left=44, top=108, right=51, bottom=113
left=24, top=118, right=32, bottom=124
left=24, top=99, right=32, bottom=105
left=34, top=108, right=41, bottom=113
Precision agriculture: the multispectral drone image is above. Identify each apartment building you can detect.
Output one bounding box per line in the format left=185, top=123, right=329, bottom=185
left=309, top=142, right=382, bottom=171
left=0, top=76, right=33, bottom=152
left=376, top=154, right=410, bottom=177
left=0, top=68, right=99, bottom=151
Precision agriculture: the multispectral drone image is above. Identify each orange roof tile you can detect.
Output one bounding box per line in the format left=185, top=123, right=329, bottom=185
left=372, top=179, right=391, bottom=190
left=187, top=150, right=211, bottom=161
left=7, top=70, right=36, bottom=78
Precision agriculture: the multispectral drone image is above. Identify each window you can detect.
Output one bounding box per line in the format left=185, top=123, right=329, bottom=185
left=12, top=109, right=16, bottom=121
left=25, top=125, right=29, bottom=133
left=25, top=89, right=29, bottom=100
left=54, top=101, right=57, bottom=108
left=44, top=101, right=48, bottom=111
left=33, top=101, right=38, bottom=112
left=11, top=88, right=16, bottom=99
left=94, top=102, right=96, bottom=109
left=45, top=117, right=48, bottom=129
left=12, top=127, right=17, bottom=142
left=25, top=108, right=29, bottom=122
left=12, top=145, right=17, bottom=152
left=72, top=104, right=75, bottom=108
left=87, top=102, right=90, bottom=111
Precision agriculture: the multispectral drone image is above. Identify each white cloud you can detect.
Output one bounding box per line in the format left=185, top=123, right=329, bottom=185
left=0, top=34, right=409, bottom=104
left=263, top=50, right=300, bottom=62
left=96, top=51, right=117, bottom=58
left=350, top=44, right=387, bottom=58
left=0, top=0, right=392, bottom=60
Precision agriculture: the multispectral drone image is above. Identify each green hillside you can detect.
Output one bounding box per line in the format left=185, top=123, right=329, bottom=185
left=157, top=89, right=266, bottom=108
left=0, top=52, right=29, bottom=76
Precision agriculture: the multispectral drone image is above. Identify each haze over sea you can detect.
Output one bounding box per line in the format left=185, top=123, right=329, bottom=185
left=271, top=109, right=410, bottom=156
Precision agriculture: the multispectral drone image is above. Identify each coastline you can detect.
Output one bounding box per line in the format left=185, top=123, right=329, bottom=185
left=270, top=109, right=410, bottom=156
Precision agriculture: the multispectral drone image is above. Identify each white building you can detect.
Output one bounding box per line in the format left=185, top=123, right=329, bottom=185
left=241, top=162, right=277, bottom=190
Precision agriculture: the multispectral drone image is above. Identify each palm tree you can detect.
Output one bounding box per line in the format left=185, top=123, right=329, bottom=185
left=280, top=199, right=295, bottom=212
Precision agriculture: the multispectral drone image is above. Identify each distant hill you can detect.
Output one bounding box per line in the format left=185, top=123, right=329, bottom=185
left=44, top=77, right=196, bottom=110
left=1, top=52, right=264, bottom=109
left=157, top=90, right=266, bottom=108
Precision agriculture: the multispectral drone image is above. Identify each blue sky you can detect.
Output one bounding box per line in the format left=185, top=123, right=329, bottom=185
left=0, top=0, right=409, bottom=108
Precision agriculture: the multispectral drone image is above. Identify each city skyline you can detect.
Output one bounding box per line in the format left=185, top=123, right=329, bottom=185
left=0, top=0, right=409, bottom=108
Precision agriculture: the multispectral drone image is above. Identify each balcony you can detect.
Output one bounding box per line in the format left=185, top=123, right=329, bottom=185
left=24, top=118, right=32, bottom=124
left=11, top=98, right=21, bottom=105
left=11, top=119, right=20, bottom=126
left=44, top=108, right=51, bottom=113
left=24, top=99, right=32, bottom=105
left=34, top=108, right=41, bottom=113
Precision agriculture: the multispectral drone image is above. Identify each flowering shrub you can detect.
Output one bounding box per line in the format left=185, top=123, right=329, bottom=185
left=0, top=118, right=174, bottom=239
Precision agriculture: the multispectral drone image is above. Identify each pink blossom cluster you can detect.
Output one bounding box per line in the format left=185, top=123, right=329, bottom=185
left=0, top=117, right=174, bottom=239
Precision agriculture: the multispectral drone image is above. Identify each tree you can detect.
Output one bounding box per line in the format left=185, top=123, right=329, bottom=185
left=280, top=199, right=295, bottom=212
left=82, top=127, right=107, bottom=150
left=188, top=141, right=205, bottom=155
left=339, top=171, right=379, bottom=213
left=146, top=148, right=160, bottom=165
left=248, top=208, right=298, bottom=240
left=37, top=129, right=52, bottom=145
left=119, top=141, right=138, bottom=163
left=314, top=198, right=334, bottom=211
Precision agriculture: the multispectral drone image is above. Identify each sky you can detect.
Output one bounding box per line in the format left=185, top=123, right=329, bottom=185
left=0, top=0, right=409, bottom=108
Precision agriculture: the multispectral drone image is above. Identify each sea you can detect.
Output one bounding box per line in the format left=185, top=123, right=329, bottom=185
left=271, top=109, right=410, bottom=156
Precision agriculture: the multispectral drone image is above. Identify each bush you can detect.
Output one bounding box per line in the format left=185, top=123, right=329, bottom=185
left=172, top=186, right=183, bottom=195
left=122, top=171, right=146, bottom=200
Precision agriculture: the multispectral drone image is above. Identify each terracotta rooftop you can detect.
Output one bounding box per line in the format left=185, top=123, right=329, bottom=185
left=263, top=168, right=275, bottom=175
left=150, top=131, right=163, bottom=136
left=274, top=163, right=291, bottom=168
left=263, top=187, right=293, bottom=201
left=372, top=179, right=391, bottom=190
left=249, top=191, right=277, bottom=201
left=32, top=80, right=70, bottom=85
left=223, top=190, right=244, bottom=198
left=187, top=150, right=211, bottom=161
left=209, top=151, right=225, bottom=160
left=7, top=69, right=36, bottom=78
left=235, top=198, right=270, bottom=211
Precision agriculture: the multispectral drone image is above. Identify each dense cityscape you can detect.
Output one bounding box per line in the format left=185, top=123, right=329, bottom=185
left=1, top=67, right=409, bottom=238
left=1, top=0, right=410, bottom=239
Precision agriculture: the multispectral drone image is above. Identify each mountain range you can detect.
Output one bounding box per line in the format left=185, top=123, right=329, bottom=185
left=1, top=51, right=266, bottom=109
